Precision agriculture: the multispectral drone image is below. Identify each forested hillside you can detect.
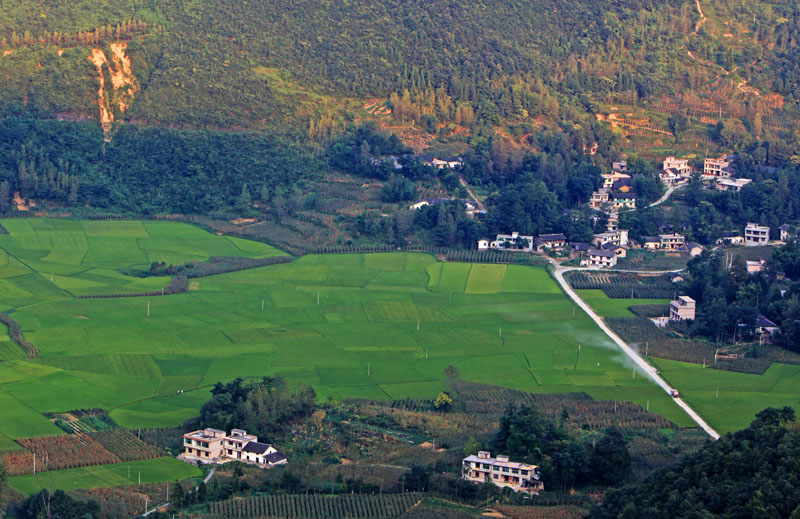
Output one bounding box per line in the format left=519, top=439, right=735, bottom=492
left=0, top=0, right=799, bottom=246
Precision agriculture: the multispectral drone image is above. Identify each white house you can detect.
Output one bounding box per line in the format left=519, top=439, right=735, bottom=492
left=780, top=224, right=794, bottom=242
left=745, top=223, right=770, bottom=246
left=716, top=231, right=744, bottom=246
left=182, top=428, right=287, bottom=467
left=478, top=232, right=535, bottom=252
left=663, top=157, right=692, bottom=177
left=715, top=178, right=752, bottom=192
left=703, top=156, right=734, bottom=178
left=659, top=168, right=688, bottom=186
left=601, top=171, right=631, bottom=189
left=756, top=315, right=779, bottom=336
left=659, top=233, right=686, bottom=251
left=581, top=247, right=618, bottom=268
left=593, top=229, right=629, bottom=248
left=537, top=233, right=568, bottom=251
left=462, top=451, right=543, bottom=494
left=612, top=194, right=636, bottom=210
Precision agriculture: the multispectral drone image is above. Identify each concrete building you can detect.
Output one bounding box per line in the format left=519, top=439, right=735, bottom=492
left=581, top=247, right=618, bottom=268
left=612, top=161, right=628, bottom=172
left=182, top=428, right=287, bottom=467
left=745, top=223, right=770, bottom=246
left=593, top=229, right=629, bottom=248
left=663, top=157, right=692, bottom=177
left=780, top=224, right=794, bottom=242
left=703, top=156, right=734, bottom=178
left=601, top=171, right=631, bottom=189
left=590, top=188, right=611, bottom=208
left=462, top=451, right=543, bottom=494
left=670, top=296, right=696, bottom=321
left=716, top=231, right=744, bottom=246
left=536, top=233, right=568, bottom=251
left=478, top=232, right=535, bottom=252
left=659, top=233, right=686, bottom=251
left=715, top=178, right=752, bottom=192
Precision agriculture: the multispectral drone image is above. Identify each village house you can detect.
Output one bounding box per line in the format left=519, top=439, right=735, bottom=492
left=592, top=229, right=629, bottom=248
left=601, top=171, right=631, bottom=189
left=745, top=223, right=770, bottom=246
left=462, top=451, right=543, bottom=494
left=678, top=242, right=704, bottom=257
left=182, top=428, right=287, bottom=467
left=756, top=315, right=779, bottom=337
left=662, top=157, right=692, bottom=177
left=746, top=259, right=766, bottom=274
left=780, top=224, right=794, bottom=242
left=715, top=178, right=752, bottom=192
left=670, top=296, right=696, bottom=321
left=478, top=232, right=535, bottom=252
left=581, top=247, right=618, bottom=268
left=536, top=233, right=568, bottom=251
left=601, top=242, right=627, bottom=258
left=612, top=160, right=628, bottom=172
left=716, top=231, right=744, bottom=246
left=589, top=188, right=611, bottom=209
left=641, top=236, right=661, bottom=250
left=659, top=168, right=688, bottom=186
left=703, top=155, right=735, bottom=179
left=612, top=193, right=636, bottom=210
left=659, top=233, right=686, bottom=251
left=669, top=273, right=685, bottom=283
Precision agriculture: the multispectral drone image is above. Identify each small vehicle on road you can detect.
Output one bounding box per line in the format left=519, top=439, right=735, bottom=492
left=669, top=389, right=679, bottom=397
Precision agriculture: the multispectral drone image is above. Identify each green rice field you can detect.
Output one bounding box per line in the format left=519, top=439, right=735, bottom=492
left=578, top=290, right=800, bottom=434
left=0, top=218, right=698, bottom=453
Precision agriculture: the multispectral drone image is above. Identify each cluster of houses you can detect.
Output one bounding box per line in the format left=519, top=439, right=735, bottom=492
left=715, top=223, right=794, bottom=247
left=658, top=154, right=753, bottom=192
left=180, top=428, right=287, bottom=467
left=589, top=163, right=637, bottom=212
left=462, top=451, right=543, bottom=494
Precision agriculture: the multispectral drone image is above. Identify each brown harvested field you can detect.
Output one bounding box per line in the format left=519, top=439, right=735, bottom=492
left=3, top=434, right=121, bottom=475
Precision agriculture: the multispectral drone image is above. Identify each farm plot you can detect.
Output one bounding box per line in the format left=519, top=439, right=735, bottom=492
left=8, top=457, right=202, bottom=495
left=575, top=290, right=669, bottom=317
left=208, top=493, right=423, bottom=519
left=2, top=434, right=121, bottom=475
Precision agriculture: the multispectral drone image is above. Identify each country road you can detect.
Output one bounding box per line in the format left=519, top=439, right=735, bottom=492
left=551, top=262, right=721, bottom=439
left=647, top=183, right=686, bottom=209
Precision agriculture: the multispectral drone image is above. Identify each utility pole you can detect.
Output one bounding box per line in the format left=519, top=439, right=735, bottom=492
left=261, top=299, right=264, bottom=310
left=147, top=300, right=150, bottom=317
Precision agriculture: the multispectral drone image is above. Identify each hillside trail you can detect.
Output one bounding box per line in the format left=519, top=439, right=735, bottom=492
left=550, top=260, right=721, bottom=440
left=459, top=175, right=487, bottom=212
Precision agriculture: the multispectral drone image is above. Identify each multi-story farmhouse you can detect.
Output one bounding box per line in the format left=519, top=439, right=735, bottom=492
left=745, top=223, right=770, bottom=246
left=181, top=428, right=287, bottom=467
left=670, top=296, right=696, bottom=321
left=462, top=451, right=543, bottom=494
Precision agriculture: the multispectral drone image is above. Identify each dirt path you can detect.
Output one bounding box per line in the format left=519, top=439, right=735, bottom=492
left=459, top=175, right=487, bottom=212
left=693, top=0, right=707, bottom=35
left=550, top=261, right=720, bottom=440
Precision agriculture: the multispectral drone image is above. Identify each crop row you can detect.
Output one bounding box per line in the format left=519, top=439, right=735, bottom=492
left=568, top=272, right=675, bottom=299
left=90, top=428, right=164, bottom=461
left=207, top=493, right=423, bottom=518
left=3, top=434, right=121, bottom=475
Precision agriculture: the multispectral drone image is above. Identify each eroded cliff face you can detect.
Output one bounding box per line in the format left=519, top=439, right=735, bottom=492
left=88, top=42, right=138, bottom=138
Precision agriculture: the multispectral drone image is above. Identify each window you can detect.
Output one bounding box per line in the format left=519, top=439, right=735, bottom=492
left=512, top=469, right=519, bottom=474
left=184, top=439, right=191, bottom=445
left=493, top=474, right=499, bottom=479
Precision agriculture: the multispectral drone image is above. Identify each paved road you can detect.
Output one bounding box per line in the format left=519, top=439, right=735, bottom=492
left=647, top=183, right=686, bottom=208
left=551, top=262, right=721, bottom=439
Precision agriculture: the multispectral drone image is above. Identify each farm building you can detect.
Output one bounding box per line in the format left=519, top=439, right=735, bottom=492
left=669, top=296, right=696, bottom=321
left=536, top=233, right=568, bottom=251
left=745, top=223, right=770, bottom=246
left=716, top=231, right=744, bottom=246
left=478, top=232, right=535, bottom=252
left=181, top=428, right=287, bottom=467
left=678, top=242, right=704, bottom=257
left=756, top=315, right=779, bottom=337
left=715, top=178, right=751, bottom=192
left=462, top=451, right=543, bottom=494
left=746, top=259, right=766, bottom=274
left=662, top=157, right=692, bottom=177
left=581, top=247, right=618, bottom=268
